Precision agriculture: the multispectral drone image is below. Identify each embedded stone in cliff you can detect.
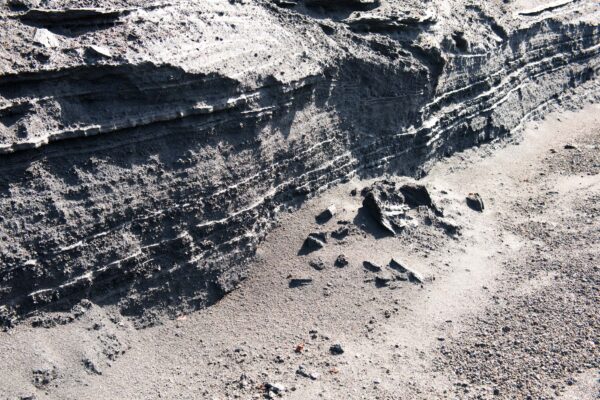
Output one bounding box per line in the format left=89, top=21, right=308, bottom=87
left=86, top=45, right=112, bottom=59
left=466, top=193, right=485, bottom=212
left=344, top=10, right=436, bottom=32
left=305, top=0, right=379, bottom=11
left=32, top=28, right=60, bottom=48
left=273, top=0, right=298, bottom=8
left=19, top=7, right=126, bottom=27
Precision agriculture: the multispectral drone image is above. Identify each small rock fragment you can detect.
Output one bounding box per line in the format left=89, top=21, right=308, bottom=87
left=82, top=358, right=102, bottom=375
left=309, top=258, right=326, bottom=271
left=564, top=143, right=578, bottom=149
left=389, top=258, right=424, bottom=284
left=316, top=204, right=336, bottom=223
left=331, top=226, right=350, bottom=240
left=466, top=193, right=485, bottom=212
left=335, top=254, right=349, bottom=267
left=300, top=232, right=327, bottom=254
left=289, top=278, right=313, bottom=288
left=329, top=343, right=344, bottom=355
left=265, top=382, right=286, bottom=394
left=363, top=261, right=382, bottom=272
left=375, top=270, right=395, bottom=287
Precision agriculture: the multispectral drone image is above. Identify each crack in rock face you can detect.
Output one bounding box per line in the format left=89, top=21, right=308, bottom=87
left=0, top=0, right=599, bottom=327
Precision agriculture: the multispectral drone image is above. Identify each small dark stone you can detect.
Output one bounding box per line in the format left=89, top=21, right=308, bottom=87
left=564, top=143, right=577, bottom=149
left=289, top=278, right=313, bottom=288
left=331, top=226, right=350, bottom=240
left=335, top=254, right=349, bottom=267
left=389, top=258, right=424, bottom=284
left=399, top=183, right=434, bottom=209
left=375, top=271, right=395, bottom=287
left=300, top=232, right=327, bottom=254
left=82, top=358, right=102, bottom=375
left=329, top=344, right=344, bottom=355
left=316, top=205, right=336, bottom=224
left=466, top=193, right=485, bottom=212
left=363, top=261, right=382, bottom=272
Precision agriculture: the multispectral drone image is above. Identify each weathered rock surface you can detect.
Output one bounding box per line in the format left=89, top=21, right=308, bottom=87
left=0, top=0, right=598, bottom=326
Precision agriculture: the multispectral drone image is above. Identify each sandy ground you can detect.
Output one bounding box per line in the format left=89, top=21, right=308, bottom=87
left=0, top=104, right=599, bottom=399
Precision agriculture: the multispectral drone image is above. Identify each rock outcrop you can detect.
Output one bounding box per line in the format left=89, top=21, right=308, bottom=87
left=0, top=0, right=598, bottom=326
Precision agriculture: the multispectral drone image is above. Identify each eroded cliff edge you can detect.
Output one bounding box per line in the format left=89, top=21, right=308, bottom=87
left=0, top=0, right=598, bottom=326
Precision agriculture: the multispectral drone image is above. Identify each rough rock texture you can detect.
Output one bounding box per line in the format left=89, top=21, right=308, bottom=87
left=0, top=0, right=599, bottom=326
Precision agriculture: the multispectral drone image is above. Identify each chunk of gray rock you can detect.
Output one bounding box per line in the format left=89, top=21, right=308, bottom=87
left=389, top=258, right=424, bottom=284
left=329, top=343, right=344, bottom=355
left=289, top=278, right=313, bottom=288
left=466, top=193, right=485, bottom=212
left=309, top=258, right=326, bottom=271
left=300, top=232, right=327, bottom=254
left=335, top=254, right=349, bottom=267
left=86, top=45, right=112, bottom=58
left=363, top=261, right=382, bottom=272
left=33, top=28, right=60, bottom=48
left=375, top=270, right=396, bottom=287
left=316, top=204, right=336, bottom=223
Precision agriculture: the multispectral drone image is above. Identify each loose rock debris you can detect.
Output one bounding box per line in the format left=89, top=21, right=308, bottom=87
left=466, top=193, right=485, bottom=212
left=316, top=205, right=337, bottom=224
left=361, top=180, right=445, bottom=235
left=300, top=232, right=327, bottom=254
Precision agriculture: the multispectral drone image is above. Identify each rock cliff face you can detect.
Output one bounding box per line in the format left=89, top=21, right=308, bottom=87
left=0, top=0, right=598, bottom=326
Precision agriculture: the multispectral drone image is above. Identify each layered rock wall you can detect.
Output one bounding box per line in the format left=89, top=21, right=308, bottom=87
left=0, top=0, right=598, bottom=325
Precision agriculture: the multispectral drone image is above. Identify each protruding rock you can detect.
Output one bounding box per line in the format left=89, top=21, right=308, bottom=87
left=362, top=180, right=439, bottom=236
left=466, top=193, right=485, bottom=212
left=306, top=0, right=379, bottom=10
left=86, top=45, right=112, bottom=58
left=33, top=28, right=60, bottom=48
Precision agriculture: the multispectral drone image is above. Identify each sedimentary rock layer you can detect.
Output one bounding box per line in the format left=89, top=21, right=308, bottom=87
left=0, top=0, right=598, bottom=326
